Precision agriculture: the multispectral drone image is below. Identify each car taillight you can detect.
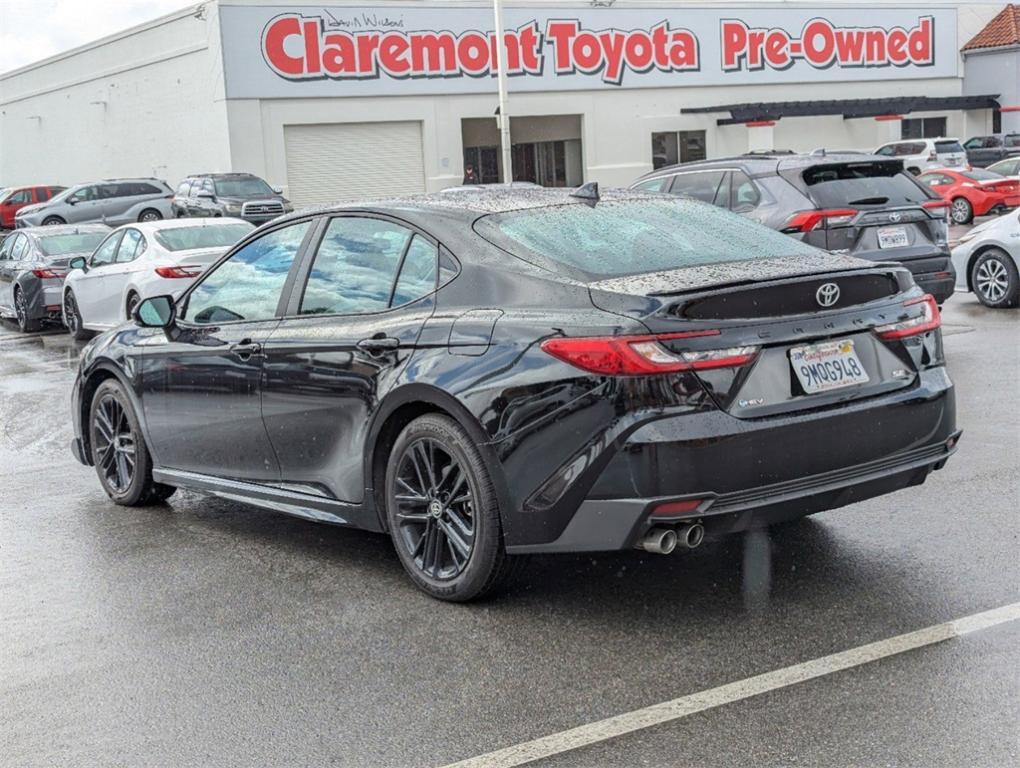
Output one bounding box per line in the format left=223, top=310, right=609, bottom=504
left=540, top=331, right=759, bottom=376
left=874, top=295, right=941, bottom=340
left=154, top=266, right=201, bottom=278
left=781, top=208, right=857, bottom=233
left=922, top=200, right=949, bottom=220
left=31, top=268, right=66, bottom=279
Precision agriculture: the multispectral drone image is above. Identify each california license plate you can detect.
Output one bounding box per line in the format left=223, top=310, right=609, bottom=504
left=877, top=226, right=909, bottom=249
left=790, top=339, right=869, bottom=394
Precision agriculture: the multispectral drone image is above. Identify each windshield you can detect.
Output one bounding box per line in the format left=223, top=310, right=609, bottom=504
left=475, top=198, right=819, bottom=279
left=800, top=163, right=934, bottom=208
left=153, top=222, right=254, bottom=251
left=47, top=187, right=76, bottom=204
left=36, top=232, right=108, bottom=256
left=213, top=178, right=275, bottom=198
left=962, top=170, right=1005, bottom=181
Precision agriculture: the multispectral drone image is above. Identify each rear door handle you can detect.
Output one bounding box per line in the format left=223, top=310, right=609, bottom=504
left=356, top=336, right=400, bottom=353
left=230, top=340, right=263, bottom=360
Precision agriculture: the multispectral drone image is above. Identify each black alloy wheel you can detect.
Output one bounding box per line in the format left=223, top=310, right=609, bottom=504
left=63, top=290, right=92, bottom=341
left=385, top=414, right=519, bottom=601
left=14, top=288, right=41, bottom=332
left=88, top=379, right=176, bottom=506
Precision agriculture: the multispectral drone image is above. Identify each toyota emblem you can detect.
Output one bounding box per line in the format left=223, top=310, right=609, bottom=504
left=816, top=283, right=840, bottom=307
left=889, top=212, right=902, bottom=223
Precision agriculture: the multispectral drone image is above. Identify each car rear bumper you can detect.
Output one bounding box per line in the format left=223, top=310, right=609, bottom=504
left=506, top=366, right=956, bottom=554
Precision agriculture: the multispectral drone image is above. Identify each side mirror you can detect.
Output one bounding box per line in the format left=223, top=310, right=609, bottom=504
left=272, top=186, right=283, bottom=195
left=68, top=256, right=88, bottom=272
left=134, top=295, right=176, bottom=330
left=66, top=198, right=77, bottom=206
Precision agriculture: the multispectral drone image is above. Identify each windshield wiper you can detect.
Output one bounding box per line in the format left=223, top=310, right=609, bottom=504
left=847, top=196, right=889, bottom=206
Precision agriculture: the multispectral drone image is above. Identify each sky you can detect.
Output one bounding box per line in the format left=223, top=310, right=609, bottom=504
left=0, top=0, right=195, bottom=74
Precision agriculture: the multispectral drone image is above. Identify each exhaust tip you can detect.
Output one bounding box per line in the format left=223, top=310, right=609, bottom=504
left=680, top=522, right=705, bottom=549
left=639, top=527, right=677, bottom=555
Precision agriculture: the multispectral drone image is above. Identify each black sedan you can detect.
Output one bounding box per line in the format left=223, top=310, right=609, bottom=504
left=69, top=187, right=959, bottom=600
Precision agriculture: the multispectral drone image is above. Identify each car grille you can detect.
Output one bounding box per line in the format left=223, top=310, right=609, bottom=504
left=241, top=200, right=284, bottom=217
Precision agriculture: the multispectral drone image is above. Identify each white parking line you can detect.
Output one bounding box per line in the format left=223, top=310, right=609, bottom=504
left=440, top=602, right=1020, bottom=768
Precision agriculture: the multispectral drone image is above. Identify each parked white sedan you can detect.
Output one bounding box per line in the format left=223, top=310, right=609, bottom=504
left=62, top=218, right=254, bottom=339
left=951, top=212, right=1020, bottom=308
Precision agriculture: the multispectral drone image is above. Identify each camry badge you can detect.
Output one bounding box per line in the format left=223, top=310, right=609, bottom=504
left=816, top=283, right=840, bottom=307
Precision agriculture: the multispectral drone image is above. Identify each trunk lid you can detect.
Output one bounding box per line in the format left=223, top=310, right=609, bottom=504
left=590, top=257, right=927, bottom=419
left=168, top=246, right=229, bottom=269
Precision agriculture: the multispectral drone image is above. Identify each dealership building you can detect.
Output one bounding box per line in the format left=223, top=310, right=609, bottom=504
left=0, top=1, right=1016, bottom=206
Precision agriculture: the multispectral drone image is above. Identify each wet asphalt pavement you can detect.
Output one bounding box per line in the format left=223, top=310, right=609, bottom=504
left=1, top=296, right=1017, bottom=767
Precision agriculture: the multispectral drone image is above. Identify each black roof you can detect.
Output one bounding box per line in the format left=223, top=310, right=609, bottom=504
left=636, top=151, right=891, bottom=182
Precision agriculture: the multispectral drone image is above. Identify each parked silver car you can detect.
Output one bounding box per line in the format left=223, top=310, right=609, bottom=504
left=0, top=224, right=109, bottom=331
left=14, top=179, right=174, bottom=228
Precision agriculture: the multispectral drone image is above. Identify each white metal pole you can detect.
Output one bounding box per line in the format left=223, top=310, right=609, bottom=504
left=492, top=0, right=513, bottom=183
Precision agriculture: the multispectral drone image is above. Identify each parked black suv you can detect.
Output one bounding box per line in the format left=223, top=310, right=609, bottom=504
left=962, top=134, right=1020, bottom=168
left=631, top=152, right=954, bottom=304
left=172, top=173, right=293, bottom=225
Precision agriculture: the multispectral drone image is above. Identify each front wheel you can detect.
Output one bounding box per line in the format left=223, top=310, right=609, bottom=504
left=950, top=197, right=973, bottom=225
left=138, top=208, right=162, bottom=223
left=88, top=379, right=176, bottom=505
left=971, top=249, right=1020, bottom=308
left=125, top=292, right=140, bottom=321
left=385, top=413, right=520, bottom=601
left=14, top=287, right=41, bottom=333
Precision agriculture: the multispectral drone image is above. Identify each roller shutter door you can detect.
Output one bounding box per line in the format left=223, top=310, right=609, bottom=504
left=283, top=121, right=425, bottom=207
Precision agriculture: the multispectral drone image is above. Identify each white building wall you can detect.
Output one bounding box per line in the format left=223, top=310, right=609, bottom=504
left=0, top=7, right=231, bottom=188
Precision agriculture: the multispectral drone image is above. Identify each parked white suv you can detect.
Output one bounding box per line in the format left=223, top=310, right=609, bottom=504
left=873, top=138, right=968, bottom=175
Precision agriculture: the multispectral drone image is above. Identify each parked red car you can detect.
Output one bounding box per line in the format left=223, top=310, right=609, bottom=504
left=917, top=169, right=1020, bottom=225
left=0, top=186, right=65, bottom=230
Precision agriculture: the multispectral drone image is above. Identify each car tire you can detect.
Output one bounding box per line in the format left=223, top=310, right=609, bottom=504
left=42, top=216, right=65, bottom=226
left=950, top=197, right=973, bottom=225
left=971, top=249, right=1020, bottom=308
left=13, top=287, right=41, bottom=333
left=138, top=208, right=162, bottom=223
left=385, top=413, right=521, bottom=602
left=63, top=289, right=93, bottom=341
left=907, top=167, right=921, bottom=176
left=125, top=292, right=140, bottom=321
left=88, top=379, right=176, bottom=506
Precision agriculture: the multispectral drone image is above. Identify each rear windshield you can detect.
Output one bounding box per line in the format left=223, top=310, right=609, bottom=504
left=475, top=198, right=819, bottom=279
left=213, top=178, right=275, bottom=198
left=962, top=170, right=1004, bottom=181
left=934, top=140, right=964, bottom=154
left=800, top=162, right=935, bottom=208
left=36, top=232, right=107, bottom=256
left=153, top=222, right=253, bottom=251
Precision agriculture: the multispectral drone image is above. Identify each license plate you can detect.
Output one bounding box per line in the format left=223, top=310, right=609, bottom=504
left=945, top=157, right=960, bottom=166
left=790, top=339, right=870, bottom=394
left=877, top=226, right=908, bottom=249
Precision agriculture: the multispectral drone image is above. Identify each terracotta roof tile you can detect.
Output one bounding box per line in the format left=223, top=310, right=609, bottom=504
left=963, top=4, right=1020, bottom=51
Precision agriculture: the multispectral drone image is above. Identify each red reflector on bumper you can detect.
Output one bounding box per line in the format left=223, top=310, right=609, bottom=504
left=652, top=499, right=703, bottom=516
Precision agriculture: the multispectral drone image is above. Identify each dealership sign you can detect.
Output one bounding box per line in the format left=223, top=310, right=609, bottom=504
left=220, top=5, right=957, bottom=98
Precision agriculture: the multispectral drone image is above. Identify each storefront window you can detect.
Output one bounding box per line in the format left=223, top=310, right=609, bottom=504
left=651, top=131, right=706, bottom=169
left=901, top=117, right=947, bottom=139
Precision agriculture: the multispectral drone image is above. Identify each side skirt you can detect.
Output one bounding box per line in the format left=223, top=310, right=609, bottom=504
left=152, top=468, right=373, bottom=529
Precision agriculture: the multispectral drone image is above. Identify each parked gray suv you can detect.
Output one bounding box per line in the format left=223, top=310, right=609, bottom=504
left=631, top=152, right=954, bottom=304
left=171, top=173, right=293, bottom=225
left=14, top=178, right=173, bottom=228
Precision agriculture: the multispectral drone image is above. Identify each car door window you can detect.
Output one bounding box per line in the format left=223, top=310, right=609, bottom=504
left=669, top=171, right=726, bottom=204
left=985, top=137, right=1003, bottom=148
left=117, top=229, right=144, bottom=262
left=70, top=186, right=97, bottom=204
left=875, top=145, right=895, bottom=157
left=99, top=184, right=122, bottom=200
left=730, top=171, right=761, bottom=211
left=90, top=232, right=123, bottom=266
left=391, top=235, right=438, bottom=307
left=9, top=190, right=32, bottom=204
left=299, top=217, right=414, bottom=316
left=10, top=235, right=28, bottom=261
left=183, top=220, right=311, bottom=324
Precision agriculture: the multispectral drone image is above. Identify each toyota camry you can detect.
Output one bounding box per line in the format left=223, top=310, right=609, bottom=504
left=69, top=186, right=959, bottom=600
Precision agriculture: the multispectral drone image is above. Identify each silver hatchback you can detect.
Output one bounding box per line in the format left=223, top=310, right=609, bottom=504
left=14, top=178, right=174, bottom=228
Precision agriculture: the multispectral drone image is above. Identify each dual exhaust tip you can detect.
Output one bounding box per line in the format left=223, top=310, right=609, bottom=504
left=638, top=523, right=704, bottom=555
